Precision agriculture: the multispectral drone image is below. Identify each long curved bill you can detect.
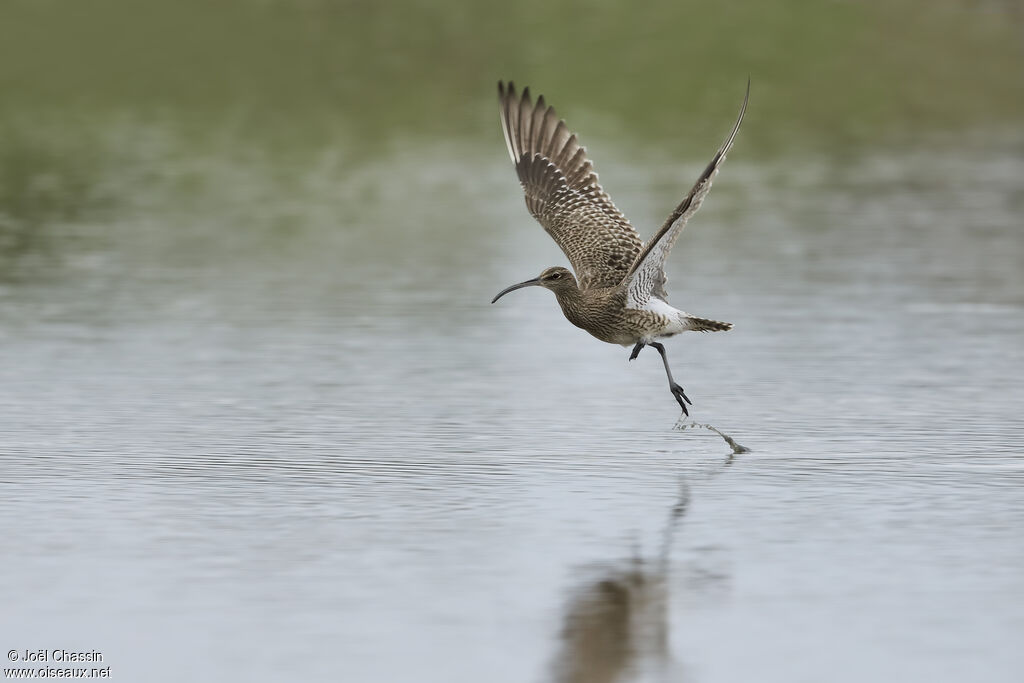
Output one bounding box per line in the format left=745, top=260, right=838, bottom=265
left=491, top=277, right=542, bottom=303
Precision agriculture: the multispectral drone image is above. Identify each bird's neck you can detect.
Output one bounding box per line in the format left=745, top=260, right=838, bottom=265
left=553, top=286, right=590, bottom=328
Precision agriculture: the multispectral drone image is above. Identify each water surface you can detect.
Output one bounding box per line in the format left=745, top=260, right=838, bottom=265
left=2, top=135, right=1022, bottom=681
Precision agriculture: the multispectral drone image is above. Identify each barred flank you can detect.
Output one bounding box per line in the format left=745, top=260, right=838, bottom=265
left=686, top=316, right=733, bottom=332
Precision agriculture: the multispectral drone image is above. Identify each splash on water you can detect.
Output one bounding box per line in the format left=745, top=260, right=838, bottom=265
left=673, top=419, right=751, bottom=454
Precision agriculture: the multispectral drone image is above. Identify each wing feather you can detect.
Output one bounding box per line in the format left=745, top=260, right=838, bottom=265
left=498, top=81, right=643, bottom=290
left=624, top=80, right=749, bottom=307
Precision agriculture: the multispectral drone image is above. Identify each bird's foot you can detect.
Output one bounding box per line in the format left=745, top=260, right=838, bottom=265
left=628, top=343, right=644, bottom=362
left=670, top=382, right=692, bottom=415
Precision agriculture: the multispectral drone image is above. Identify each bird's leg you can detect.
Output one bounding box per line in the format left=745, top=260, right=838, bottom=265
left=628, top=342, right=645, bottom=361
left=649, top=342, right=692, bottom=415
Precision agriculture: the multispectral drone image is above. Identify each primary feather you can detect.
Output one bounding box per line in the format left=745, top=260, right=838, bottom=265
left=624, top=80, right=749, bottom=309
left=498, top=81, right=644, bottom=291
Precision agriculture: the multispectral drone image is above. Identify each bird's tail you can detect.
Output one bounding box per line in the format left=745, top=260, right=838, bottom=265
left=685, top=316, right=733, bottom=332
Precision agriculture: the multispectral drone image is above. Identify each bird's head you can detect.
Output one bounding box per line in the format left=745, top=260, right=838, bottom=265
left=491, top=266, right=578, bottom=303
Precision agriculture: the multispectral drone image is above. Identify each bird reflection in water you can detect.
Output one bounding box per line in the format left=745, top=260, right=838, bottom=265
left=550, top=481, right=699, bottom=683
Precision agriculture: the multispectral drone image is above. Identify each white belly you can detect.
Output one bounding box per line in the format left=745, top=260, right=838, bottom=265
left=640, top=297, right=689, bottom=340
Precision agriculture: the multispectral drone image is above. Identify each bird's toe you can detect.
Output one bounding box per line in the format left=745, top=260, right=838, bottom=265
left=670, top=383, right=692, bottom=412
left=675, top=396, right=689, bottom=416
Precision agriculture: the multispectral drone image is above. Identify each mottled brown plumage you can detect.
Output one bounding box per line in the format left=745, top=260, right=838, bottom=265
left=497, top=82, right=643, bottom=290
left=492, top=81, right=749, bottom=415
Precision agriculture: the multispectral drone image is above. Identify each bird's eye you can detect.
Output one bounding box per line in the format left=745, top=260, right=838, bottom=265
left=548, top=272, right=561, bottom=280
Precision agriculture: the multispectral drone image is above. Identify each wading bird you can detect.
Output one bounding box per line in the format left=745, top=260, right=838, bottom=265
left=491, top=81, right=748, bottom=415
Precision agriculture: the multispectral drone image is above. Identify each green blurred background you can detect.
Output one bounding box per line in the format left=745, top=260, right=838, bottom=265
left=2, top=0, right=1021, bottom=144
left=0, top=0, right=1021, bottom=256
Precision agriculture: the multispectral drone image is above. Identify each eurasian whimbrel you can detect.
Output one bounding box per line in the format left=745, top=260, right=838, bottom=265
left=491, top=80, right=748, bottom=415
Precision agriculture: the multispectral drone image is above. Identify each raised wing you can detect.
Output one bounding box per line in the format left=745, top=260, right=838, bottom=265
left=624, top=80, right=749, bottom=308
left=499, top=81, right=643, bottom=291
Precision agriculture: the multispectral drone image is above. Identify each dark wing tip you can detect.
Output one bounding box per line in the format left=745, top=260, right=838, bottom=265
left=722, top=78, right=750, bottom=153
left=498, top=81, right=547, bottom=111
